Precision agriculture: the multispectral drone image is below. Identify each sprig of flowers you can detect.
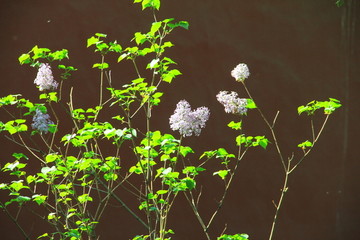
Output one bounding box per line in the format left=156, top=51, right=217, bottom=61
left=231, top=63, right=250, bottom=82
left=31, top=109, right=54, bottom=134
left=216, top=91, right=248, bottom=115
left=34, top=63, right=58, bottom=91
left=169, top=100, right=210, bottom=137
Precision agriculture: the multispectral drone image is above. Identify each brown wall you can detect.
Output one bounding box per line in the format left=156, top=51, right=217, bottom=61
left=0, top=0, right=359, bottom=239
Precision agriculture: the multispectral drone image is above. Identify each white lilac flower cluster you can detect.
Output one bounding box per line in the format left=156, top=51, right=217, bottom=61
left=34, top=63, right=58, bottom=91
left=169, top=100, right=210, bottom=137
left=231, top=63, right=250, bottom=82
left=31, top=109, right=54, bottom=134
left=216, top=91, right=248, bottom=115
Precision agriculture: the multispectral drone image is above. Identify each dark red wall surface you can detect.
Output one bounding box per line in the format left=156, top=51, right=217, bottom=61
left=0, top=0, right=359, bottom=239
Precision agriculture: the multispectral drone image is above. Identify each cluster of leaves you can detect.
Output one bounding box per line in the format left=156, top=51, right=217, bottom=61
left=19, top=46, right=77, bottom=81
left=297, top=98, right=341, bottom=115
left=0, top=94, right=56, bottom=135
left=0, top=2, right=196, bottom=239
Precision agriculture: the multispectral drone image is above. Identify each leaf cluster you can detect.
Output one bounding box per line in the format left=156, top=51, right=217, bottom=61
left=298, top=98, right=341, bottom=115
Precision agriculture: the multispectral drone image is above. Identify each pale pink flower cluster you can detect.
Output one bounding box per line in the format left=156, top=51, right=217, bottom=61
left=216, top=91, right=248, bottom=115
left=231, top=63, right=250, bottom=82
left=34, top=63, right=58, bottom=91
left=31, top=109, right=54, bottom=134
left=169, top=100, right=210, bottom=137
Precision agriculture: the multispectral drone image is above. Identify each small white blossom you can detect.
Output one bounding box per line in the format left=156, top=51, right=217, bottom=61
left=231, top=63, right=250, bottom=82
left=169, top=100, right=210, bottom=137
left=31, top=109, right=54, bottom=134
left=216, top=91, right=248, bottom=115
left=34, top=63, right=58, bottom=91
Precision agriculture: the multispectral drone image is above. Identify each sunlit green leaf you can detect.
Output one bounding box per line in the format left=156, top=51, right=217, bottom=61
left=18, top=53, right=31, bottom=65
left=298, top=140, right=313, bottom=149
left=150, top=22, right=162, bottom=35
left=87, top=36, right=100, bottom=47
left=78, top=194, right=93, bottom=204
left=92, top=62, right=109, bottom=69
left=213, top=170, right=229, bottom=180
left=227, top=121, right=242, bottom=130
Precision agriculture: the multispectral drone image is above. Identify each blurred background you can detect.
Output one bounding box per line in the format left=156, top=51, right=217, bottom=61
left=0, top=0, right=359, bottom=239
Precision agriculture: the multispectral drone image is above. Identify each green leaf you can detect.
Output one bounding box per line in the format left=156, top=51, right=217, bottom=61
left=156, top=190, right=168, bottom=195
left=162, top=42, right=174, bottom=50
left=183, top=166, right=205, bottom=177
left=32, top=194, right=47, bottom=205
left=3, top=120, right=28, bottom=134
left=162, top=69, right=182, bottom=83
left=45, top=153, right=60, bottom=163
left=177, top=21, right=189, bottom=30
left=78, top=194, right=93, bottom=204
left=9, top=180, right=29, bottom=192
left=39, top=92, right=58, bottom=102
left=50, top=49, right=68, bottom=61
left=87, top=36, right=100, bottom=47
left=167, top=21, right=189, bottom=30
left=109, top=41, right=122, bottom=53
left=323, top=98, right=342, bottom=114
left=148, top=58, right=160, bottom=69
left=12, top=153, right=28, bottom=160
left=96, top=42, right=109, bottom=52
left=200, top=150, right=217, bottom=159
left=227, top=121, right=242, bottom=130
left=47, top=212, right=58, bottom=221
left=26, top=175, right=36, bottom=184
left=236, top=135, right=269, bottom=149
left=179, top=146, right=194, bottom=157
left=2, top=161, right=27, bottom=172
left=95, top=33, right=107, bottom=38
left=118, top=53, right=130, bottom=62
left=92, top=62, right=109, bottom=69
left=258, top=137, right=269, bottom=149
left=15, top=195, right=31, bottom=203
left=134, top=32, right=147, bottom=45
left=0, top=94, right=21, bottom=106
left=37, top=233, right=50, bottom=239
left=213, top=170, right=229, bottom=180
left=18, top=53, right=31, bottom=65
left=150, top=21, right=162, bottom=35
left=104, top=172, right=118, bottom=181
left=298, top=140, right=313, bottom=149
left=246, top=98, right=257, bottom=109
left=215, top=148, right=235, bottom=160
left=140, top=0, right=160, bottom=10
left=32, top=46, right=51, bottom=60
left=182, top=177, right=196, bottom=190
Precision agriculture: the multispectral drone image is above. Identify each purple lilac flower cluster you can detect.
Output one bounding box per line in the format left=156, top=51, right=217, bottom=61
left=231, top=63, right=250, bottom=82
left=34, top=63, right=58, bottom=91
left=169, top=100, right=210, bottom=137
left=31, top=109, right=54, bottom=134
left=216, top=91, right=248, bottom=115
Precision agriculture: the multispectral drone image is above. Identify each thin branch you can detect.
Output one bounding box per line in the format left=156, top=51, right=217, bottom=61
left=268, top=158, right=291, bottom=240
left=183, top=192, right=211, bottom=240
left=0, top=202, right=31, bottom=239
left=206, top=148, right=249, bottom=230
left=289, top=114, right=330, bottom=173
left=242, top=82, right=287, bottom=172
